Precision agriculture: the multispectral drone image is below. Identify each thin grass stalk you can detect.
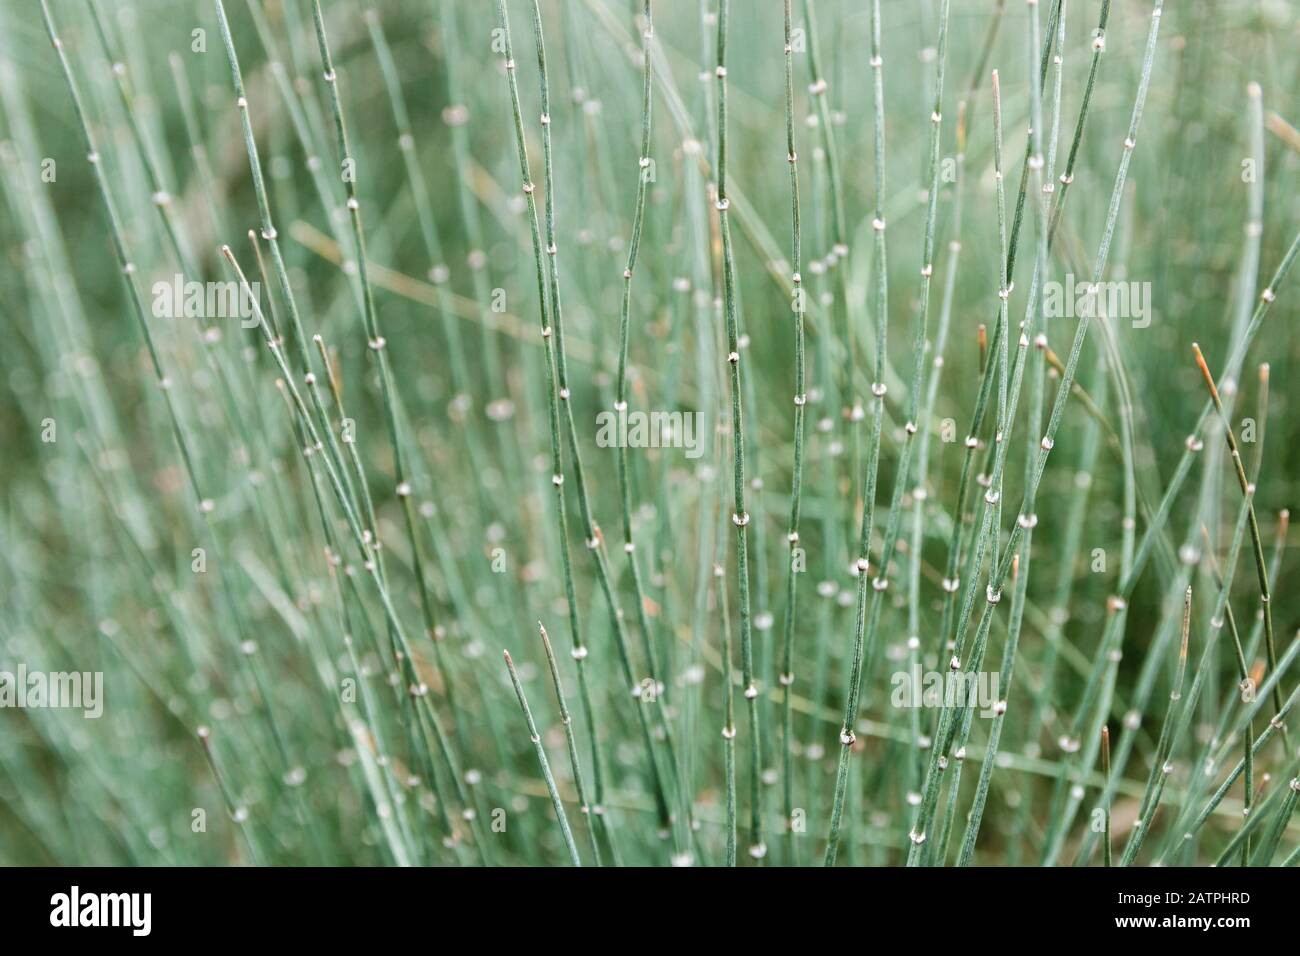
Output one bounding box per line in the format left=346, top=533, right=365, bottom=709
left=1101, top=725, right=1112, bottom=866
left=1200, top=509, right=1287, bottom=779
left=908, top=90, right=970, bottom=814
left=197, top=727, right=265, bottom=865
left=1118, top=585, right=1192, bottom=866
left=715, top=510, right=738, bottom=867
left=778, top=0, right=806, bottom=859
left=713, top=0, right=764, bottom=860
left=1002, top=0, right=1061, bottom=279
left=823, top=0, right=894, bottom=867
left=992, top=71, right=1011, bottom=451
left=503, top=650, right=582, bottom=865
left=873, top=0, right=952, bottom=679
left=676, top=30, right=721, bottom=865
left=538, top=624, right=603, bottom=865
left=613, top=0, right=669, bottom=744
left=559, top=2, right=621, bottom=380
left=807, top=158, right=844, bottom=836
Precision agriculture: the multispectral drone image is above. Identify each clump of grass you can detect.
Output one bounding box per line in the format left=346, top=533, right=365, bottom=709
left=4, top=0, right=1300, bottom=869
